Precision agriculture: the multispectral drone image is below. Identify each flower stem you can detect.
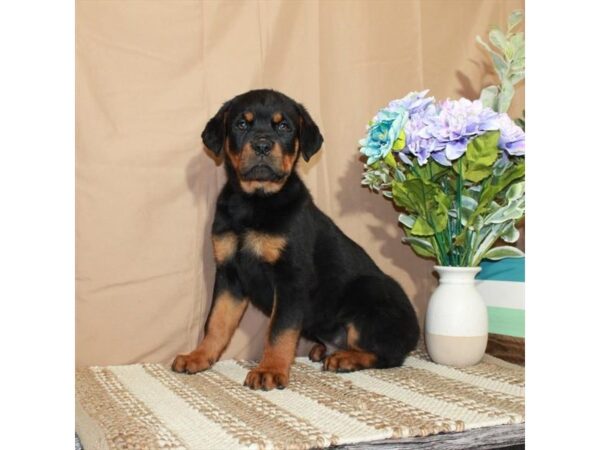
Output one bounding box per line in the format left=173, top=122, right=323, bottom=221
left=455, top=158, right=464, bottom=266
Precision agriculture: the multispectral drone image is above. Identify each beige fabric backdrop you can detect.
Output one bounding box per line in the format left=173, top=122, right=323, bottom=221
left=76, top=0, right=524, bottom=367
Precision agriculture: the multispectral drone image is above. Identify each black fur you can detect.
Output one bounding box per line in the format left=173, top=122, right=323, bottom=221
left=203, top=89, right=419, bottom=369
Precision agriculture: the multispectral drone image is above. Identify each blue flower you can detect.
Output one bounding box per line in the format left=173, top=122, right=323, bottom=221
left=359, top=91, right=435, bottom=165
left=359, top=106, right=408, bottom=165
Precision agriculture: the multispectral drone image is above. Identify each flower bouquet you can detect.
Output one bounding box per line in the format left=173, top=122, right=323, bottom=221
left=359, top=91, right=525, bottom=267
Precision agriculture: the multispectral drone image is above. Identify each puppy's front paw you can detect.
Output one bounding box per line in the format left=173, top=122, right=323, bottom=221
left=171, top=351, right=215, bottom=374
left=244, top=367, right=289, bottom=390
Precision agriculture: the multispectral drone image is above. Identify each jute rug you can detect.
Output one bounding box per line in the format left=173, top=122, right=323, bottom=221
left=75, top=350, right=524, bottom=450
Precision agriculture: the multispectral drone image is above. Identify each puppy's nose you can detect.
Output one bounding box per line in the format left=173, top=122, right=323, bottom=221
left=251, top=139, right=273, bottom=156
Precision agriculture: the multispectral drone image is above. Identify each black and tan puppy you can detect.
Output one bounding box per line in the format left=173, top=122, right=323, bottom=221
left=172, top=89, right=420, bottom=390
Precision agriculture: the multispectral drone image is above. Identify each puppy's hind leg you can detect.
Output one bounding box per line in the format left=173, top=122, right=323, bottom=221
left=308, top=341, right=327, bottom=362
left=323, top=275, right=420, bottom=372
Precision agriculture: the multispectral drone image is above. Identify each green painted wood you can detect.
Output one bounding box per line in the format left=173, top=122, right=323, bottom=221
left=488, top=306, right=525, bottom=338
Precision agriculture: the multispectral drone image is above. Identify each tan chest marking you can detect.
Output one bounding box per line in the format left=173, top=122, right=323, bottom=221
left=243, top=231, right=287, bottom=264
left=212, top=232, right=238, bottom=265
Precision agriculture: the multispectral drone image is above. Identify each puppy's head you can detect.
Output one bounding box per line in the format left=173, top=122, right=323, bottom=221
left=201, top=89, right=323, bottom=195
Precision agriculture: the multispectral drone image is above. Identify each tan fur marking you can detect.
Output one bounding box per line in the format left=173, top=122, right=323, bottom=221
left=323, top=349, right=377, bottom=372
left=272, top=112, right=283, bottom=123
left=309, top=342, right=327, bottom=362
left=319, top=323, right=377, bottom=372
left=282, top=141, right=298, bottom=173
left=243, top=231, right=287, bottom=263
left=239, top=180, right=284, bottom=194
left=172, top=291, right=248, bottom=373
left=212, top=232, right=238, bottom=265
left=262, top=328, right=300, bottom=370
left=243, top=111, right=254, bottom=122
left=225, top=138, right=242, bottom=173
left=244, top=327, right=300, bottom=390
left=347, top=323, right=361, bottom=349
left=244, top=294, right=300, bottom=389
left=203, top=291, right=248, bottom=355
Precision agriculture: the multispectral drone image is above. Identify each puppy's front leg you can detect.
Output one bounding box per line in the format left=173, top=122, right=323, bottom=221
left=244, top=284, right=302, bottom=390
left=172, top=268, right=248, bottom=374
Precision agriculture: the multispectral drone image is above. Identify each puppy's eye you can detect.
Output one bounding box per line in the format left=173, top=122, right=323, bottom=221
left=236, top=119, right=249, bottom=130
left=277, top=121, right=291, bottom=132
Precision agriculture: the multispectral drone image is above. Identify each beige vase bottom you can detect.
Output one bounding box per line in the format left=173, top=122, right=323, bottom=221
left=425, top=332, right=488, bottom=368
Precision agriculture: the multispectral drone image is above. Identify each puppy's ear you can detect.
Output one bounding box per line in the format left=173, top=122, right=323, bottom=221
left=296, top=103, right=324, bottom=162
left=201, top=101, right=231, bottom=157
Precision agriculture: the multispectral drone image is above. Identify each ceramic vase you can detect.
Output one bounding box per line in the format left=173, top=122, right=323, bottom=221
left=425, top=265, right=488, bottom=367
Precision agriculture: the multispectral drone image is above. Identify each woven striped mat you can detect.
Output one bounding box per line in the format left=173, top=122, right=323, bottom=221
left=76, top=350, right=524, bottom=450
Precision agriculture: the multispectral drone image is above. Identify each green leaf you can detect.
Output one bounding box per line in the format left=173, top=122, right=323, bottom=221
left=509, top=33, right=524, bottom=55
left=470, top=160, right=525, bottom=224
left=508, top=10, right=524, bottom=31
left=467, top=185, right=482, bottom=201
left=470, top=222, right=505, bottom=265
left=509, top=72, right=525, bottom=85
left=413, top=159, right=450, bottom=182
left=492, top=53, right=508, bottom=79
left=402, top=236, right=435, bottom=258
left=384, top=151, right=397, bottom=168
left=395, top=168, right=407, bottom=182
left=458, top=131, right=500, bottom=183
left=513, top=45, right=525, bottom=65
left=480, top=85, right=499, bottom=110
left=498, top=79, right=515, bottom=113
left=398, top=213, right=415, bottom=229
left=505, top=181, right=525, bottom=202
left=460, top=195, right=478, bottom=226
left=392, top=178, right=451, bottom=234
left=483, top=245, right=525, bottom=260
left=392, top=130, right=406, bottom=150
left=412, top=217, right=435, bottom=236
left=489, top=28, right=508, bottom=52
left=500, top=223, right=520, bottom=243
left=485, top=200, right=524, bottom=224
left=476, top=35, right=495, bottom=55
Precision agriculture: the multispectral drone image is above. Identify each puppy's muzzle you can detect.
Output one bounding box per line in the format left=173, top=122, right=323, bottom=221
left=251, top=138, right=273, bottom=156
left=242, top=164, right=282, bottom=181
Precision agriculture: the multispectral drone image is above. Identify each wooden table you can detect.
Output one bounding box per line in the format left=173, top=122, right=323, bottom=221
left=331, top=423, right=524, bottom=449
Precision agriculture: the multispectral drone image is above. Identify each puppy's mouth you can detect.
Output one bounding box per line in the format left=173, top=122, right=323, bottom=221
left=240, top=164, right=285, bottom=182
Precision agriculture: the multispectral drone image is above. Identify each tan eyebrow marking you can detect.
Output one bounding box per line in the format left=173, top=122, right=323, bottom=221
left=243, top=111, right=254, bottom=122
left=272, top=112, right=283, bottom=123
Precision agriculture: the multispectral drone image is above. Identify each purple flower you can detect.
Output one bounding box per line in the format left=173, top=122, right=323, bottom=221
left=401, top=103, right=442, bottom=166
left=428, top=98, right=500, bottom=161
left=388, top=90, right=435, bottom=115
left=498, top=113, right=525, bottom=156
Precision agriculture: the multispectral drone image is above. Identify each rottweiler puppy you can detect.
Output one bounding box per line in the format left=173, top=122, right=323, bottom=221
left=172, top=89, right=420, bottom=390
